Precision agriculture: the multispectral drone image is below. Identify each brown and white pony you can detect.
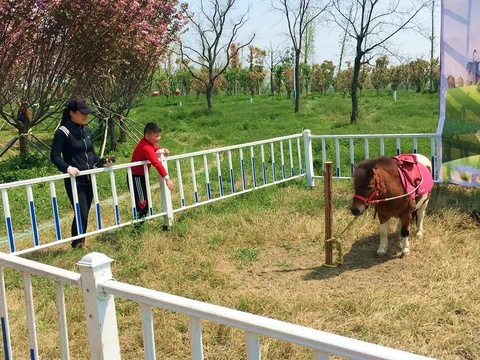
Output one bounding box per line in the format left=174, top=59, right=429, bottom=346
left=351, top=154, right=433, bottom=257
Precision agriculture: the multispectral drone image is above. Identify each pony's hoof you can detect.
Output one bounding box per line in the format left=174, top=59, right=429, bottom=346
left=401, top=249, right=410, bottom=257
left=415, top=231, right=424, bottom=237
left=376, top=248, right=386, bottom=256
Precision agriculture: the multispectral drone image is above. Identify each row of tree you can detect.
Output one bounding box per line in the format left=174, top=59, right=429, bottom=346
left=158, top=51, right=440, bottom=99
left=179, top=0, right=437, bottom=122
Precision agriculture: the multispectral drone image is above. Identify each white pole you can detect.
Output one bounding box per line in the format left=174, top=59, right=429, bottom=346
left=77, top=253, right=121, bottom=360
left=302, top=129, right=314, bottom=186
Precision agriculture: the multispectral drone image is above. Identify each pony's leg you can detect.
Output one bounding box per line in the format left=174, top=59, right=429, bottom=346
left=377, top=218, right=390, bottom=255
left=396, top=219, right=402, bottom=234
left=415, top=197, right=429, bottom=237
left=398, top=213, right=412, bottom=256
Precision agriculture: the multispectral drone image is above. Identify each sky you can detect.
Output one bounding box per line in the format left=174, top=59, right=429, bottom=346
left=184, top=0, right=441, bottom=69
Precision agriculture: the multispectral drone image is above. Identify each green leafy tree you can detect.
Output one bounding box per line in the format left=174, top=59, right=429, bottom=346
left=247, top=46, right=267, bottom=96
left=224, top=43, right=242, bottom=95
left=320, top=60, right=336, bottom=93
left=398, top=64, right=412, bottom=91
left=409, top=58, right=429, bottom=92
left=430, top=57, right=441, bottom=92
left=175, top=60, right=194, bottom=96
left=299, top=63, right=312, bottom=94
left=310, top=64, right=325, bottom=94
left=284, top=68, right=294, bottom=98
left=335, top=63, right=354, bottom=97
left=389, top=65, right=403, bottom=91
left=371, top=56, right=390, bottom=92
left=273, top=65, right=286, bottom=95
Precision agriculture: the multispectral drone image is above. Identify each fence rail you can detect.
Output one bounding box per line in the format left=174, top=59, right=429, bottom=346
left=0, top=251, right=436, bottom=360
left=0, top=130, right=440, bottom=256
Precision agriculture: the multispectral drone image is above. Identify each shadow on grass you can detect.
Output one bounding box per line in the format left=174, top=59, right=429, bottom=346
left=300, top=234, right=403, bottom=281
left=271, top=233, right=400, bottom=281
left=298, top=184, right=480, bottom=281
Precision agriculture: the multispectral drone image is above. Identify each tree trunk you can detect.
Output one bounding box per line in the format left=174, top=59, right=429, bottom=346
left=270, top=70, right=275, bottom=96
left=19, top=131, right=29, bottom=154
left=18, top=115, right=31, bottom=155
left=429, top=0, right=435, bottom=92
left=206, top=83, right=214, bottom=110
left=350, top=55, right=361, bottom=124
left=270, top=57, right=275, bottom=96
left=108, top=118, right=117, bottom=151
left=119, top=116, right=126, bottom=143
left=294, top=49, right=301, bottom=113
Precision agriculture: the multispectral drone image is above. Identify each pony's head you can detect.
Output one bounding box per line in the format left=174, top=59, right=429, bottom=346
left=351, top=159, right=381, bottom=216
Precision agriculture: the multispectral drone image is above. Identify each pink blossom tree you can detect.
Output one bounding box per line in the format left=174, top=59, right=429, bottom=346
left=87, top=1, right=187, bottom=152
left=0, top=0, right=185, bottom=155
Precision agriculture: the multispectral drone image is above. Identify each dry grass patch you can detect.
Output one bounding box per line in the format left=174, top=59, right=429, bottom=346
left=3, top=181, right=480, bottom=359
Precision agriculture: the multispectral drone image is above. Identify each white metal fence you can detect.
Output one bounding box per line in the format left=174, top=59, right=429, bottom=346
left=0, top=130, right=440, bottom=359
left=0, top=251, right=436, bottom=360
left=0, top=130, right=440, bottom=255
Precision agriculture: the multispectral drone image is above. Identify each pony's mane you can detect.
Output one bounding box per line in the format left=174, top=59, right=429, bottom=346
left=353, top=156, right=397, bottom=183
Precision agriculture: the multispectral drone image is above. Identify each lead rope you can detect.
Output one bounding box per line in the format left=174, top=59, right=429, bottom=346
left=323, top=216, right=359, bottom=267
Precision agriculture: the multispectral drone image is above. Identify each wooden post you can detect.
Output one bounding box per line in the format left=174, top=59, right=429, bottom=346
left=324, top=162, right=333, bottom=265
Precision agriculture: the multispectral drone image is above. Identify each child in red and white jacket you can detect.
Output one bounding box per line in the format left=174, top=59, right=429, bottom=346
left=129, top=122, right=174, bottom=218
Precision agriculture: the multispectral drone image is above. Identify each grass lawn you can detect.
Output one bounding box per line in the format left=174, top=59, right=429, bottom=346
left=4, top=90, right=480, bottom=359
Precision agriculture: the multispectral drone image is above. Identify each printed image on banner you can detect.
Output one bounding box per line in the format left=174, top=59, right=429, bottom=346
left=440, top=0, right=480, bottom=187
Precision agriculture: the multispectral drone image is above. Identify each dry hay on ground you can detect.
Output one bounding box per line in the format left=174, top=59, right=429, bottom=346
left=6, top=183, right=480, bottom=360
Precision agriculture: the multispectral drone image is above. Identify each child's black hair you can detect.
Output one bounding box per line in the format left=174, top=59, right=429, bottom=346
left=144, top=122, right=162, bottom=135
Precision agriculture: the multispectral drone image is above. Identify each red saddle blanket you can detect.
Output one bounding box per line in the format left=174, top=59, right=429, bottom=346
left=392, top=154, right=433, bottom=199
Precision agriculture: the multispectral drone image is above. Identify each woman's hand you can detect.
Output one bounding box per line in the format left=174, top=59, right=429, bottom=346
left=103, top=156, right=116, bottom=167
left=67, top=166, right=80, bottom=177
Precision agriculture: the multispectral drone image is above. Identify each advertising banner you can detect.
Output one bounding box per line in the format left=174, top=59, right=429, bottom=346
left=439, top=0, right=480, bottom=186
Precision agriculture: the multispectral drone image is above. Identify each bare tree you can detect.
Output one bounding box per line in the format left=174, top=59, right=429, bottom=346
left=272, top=0, right=331, bottom=113
left=265, top=43, right=288, bottom=96
left=336, top=2, right=354, bottom=73
left=302, top=12, right=316, bottom=64
left=331, top=0, right=429, bottom=123
left=180, top=0, right=255, bottom=109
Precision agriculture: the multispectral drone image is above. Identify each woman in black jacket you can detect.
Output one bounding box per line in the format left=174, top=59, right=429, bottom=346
left=50, top=98, right=112, bottom=248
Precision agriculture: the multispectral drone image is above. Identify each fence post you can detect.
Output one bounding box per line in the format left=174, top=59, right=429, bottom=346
left=303, top=129, right=315, bottom=187
left=77, top=253, right=121, bottom=360
left=158, top=151, right=174, bottom=229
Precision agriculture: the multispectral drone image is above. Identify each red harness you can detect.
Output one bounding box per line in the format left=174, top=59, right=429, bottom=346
left=352, top=155, right=431, bottom=207
left=353, top=169, right=382, bottom=206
